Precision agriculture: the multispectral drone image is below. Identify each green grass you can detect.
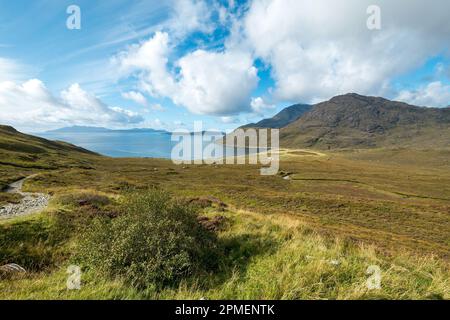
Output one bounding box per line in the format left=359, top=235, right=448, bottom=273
left=1, top=206, right=448, bottom=300
left=0, top=193, right=23, bottom=207
left=0, top=126, right=449, bottom=299
left=17, top=148, right=448, bottom=258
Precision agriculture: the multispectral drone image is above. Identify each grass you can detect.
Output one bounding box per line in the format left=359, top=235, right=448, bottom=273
left=0, top=205, right=448, bottom=300
left=0, top=126, right=449, bottom=299
left=17, top=148, right=448, bottom=258
left=0, top=193, right=23, bottom=207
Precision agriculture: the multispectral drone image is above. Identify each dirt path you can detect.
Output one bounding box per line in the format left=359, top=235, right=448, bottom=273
left=0, top=176, right=50, bottom=219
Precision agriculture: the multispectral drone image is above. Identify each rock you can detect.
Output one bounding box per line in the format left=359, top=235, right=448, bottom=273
left=0, top=264, right=27, bottom=278
left=198, top=215, right=227, bottom=232
left=0, top=263, right=26, bottom=273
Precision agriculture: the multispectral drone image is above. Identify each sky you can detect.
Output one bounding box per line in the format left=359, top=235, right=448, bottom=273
left=0, top=0, right=449, bottom=132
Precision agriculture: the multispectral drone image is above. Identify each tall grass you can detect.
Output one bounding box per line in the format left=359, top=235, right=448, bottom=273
left=1, top=199, right=448, bottom=300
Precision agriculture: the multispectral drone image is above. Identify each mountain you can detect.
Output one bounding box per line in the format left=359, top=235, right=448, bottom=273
left=280, top=93, right=450, bottom=149
left=45, top=126, right=112, bottom=133
left=241, top=104, right=312, bottom=129
left=44, top=126, right=169, bottom=134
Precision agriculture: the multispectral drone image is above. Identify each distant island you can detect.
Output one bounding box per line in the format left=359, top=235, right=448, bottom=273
left=42, top=126, right=170, bottom=135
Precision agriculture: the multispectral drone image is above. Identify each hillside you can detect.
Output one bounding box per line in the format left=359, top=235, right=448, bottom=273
left=0, top=125, right=449, bottom=299
left=242, top=103, right=312, bottom=129
left=0, top=125, right=98, bottom=189
left=278, top=94, right=450, bottom=149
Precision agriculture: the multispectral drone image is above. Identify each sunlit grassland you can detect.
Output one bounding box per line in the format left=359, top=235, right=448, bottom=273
left=1, top=205, right=448, bottom=300
left=17, top=148, right=449, bottom=258
left=0, top=146, right=449, bottom=299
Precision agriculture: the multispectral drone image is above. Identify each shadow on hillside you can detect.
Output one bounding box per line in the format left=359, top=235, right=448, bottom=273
left=0, top=218, right=62, bottom=272
left=188, top=232, right=280, bottom=291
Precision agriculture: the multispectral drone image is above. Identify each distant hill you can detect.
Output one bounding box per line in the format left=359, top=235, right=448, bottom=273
left=44, top=126, right=169, bottom=134
left=280, top=93, right=450, bottom=149
left=0, top=125, right=96, bottom=155
left=241, top=104, right=312, bottom=129
left=45, top=126, right=111, bottom=133
left=0, top=125, right=98, bottom=173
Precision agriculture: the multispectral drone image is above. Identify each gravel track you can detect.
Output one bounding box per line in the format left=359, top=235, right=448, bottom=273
left=0, top=176, right=50, bottom=219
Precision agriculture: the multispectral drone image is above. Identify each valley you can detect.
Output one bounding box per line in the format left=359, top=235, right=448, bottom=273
left=0, top=124, right=449, bottom=299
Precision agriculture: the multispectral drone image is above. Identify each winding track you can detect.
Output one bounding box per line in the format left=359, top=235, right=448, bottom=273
left=0, top=176, right=50, bottom=219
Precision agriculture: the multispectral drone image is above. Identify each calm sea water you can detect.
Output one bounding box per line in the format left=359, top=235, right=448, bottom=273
left=37, top=131, right=259, bottom=160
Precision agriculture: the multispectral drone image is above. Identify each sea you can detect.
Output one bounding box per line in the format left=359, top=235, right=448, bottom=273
left=36, top=129, right=261, bottom=160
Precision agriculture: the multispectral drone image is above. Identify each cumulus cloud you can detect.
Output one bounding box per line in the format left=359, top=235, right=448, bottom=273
left=396, top=81, right=450, bottom=108
left=122, top=91, right=148, bottom=106
left=114, top=0, right=449, bottom=118
left=116, top=32, right=259, bottom=116
left=165, top=0, right=214, bottom=38
left=0, top=79, right=143, bottom=130
left=175, top=49, right=258, bottom=115
left=115, top=32, right=176, bottom=98
left=244, top=0, right=450, bottom=103
left=251, top=97, right=275, bottom=114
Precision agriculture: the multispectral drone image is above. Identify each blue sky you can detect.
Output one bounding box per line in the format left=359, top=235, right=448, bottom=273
left=0, top=0, right=449, bottom=132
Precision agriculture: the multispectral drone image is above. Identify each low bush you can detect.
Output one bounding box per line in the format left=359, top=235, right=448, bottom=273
left=77, top=190, right=221, bottom=289
left=56, top=192, right=111, bottom=208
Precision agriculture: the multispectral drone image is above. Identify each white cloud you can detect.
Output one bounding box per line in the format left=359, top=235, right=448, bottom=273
left=244, top=0, right=450, bottom=103
left=220, top=116, right=238, bottom=124
left=0, top=58, right=33, bottom=82
left=115, top=0, right=449, bottom=118
left=0, top=80, right=143, bottom=131
left=122, top=91, right=148, bottom=106
left=251, top=97, right=275, bottom=114
left=152, top=118, right=164, bottom=128
left=115, top=32, right=177, bottom=98
left=165, top=0, right=214, bottom=38
left=140, top=118, right=167, bottom=130
left=175, top=49, right=258, bottom=115
left=396, top=82, right=450, bottom=108
left=116, top=32, right=259, bottom=116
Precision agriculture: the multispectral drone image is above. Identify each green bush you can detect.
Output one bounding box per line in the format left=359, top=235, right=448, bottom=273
left=77, top=190, right=221, bottom=288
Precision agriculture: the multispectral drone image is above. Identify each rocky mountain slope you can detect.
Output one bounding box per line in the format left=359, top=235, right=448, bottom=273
left=280, top=94, right=450, bottom=149
left=241, top=104, right=312, bottom=129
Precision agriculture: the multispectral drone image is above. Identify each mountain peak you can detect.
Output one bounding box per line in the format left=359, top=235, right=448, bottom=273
left=329, top=93, right=387, bottom=104
left=241, top=103, right=312, bottom=129
left=280, top=94, right=450, bottom=149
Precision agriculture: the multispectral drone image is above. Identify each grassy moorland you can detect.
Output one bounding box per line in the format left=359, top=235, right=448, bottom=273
left=0, top=127, right=449, bottom=299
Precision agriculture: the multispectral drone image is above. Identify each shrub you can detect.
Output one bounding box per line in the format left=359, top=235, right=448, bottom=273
left=77, top=190, right=221, bottom=289
left=56, top=192, right=111, bottom=208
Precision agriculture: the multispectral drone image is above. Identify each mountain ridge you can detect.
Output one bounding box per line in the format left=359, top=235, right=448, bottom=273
left=236, top=93, right=450, bottom=149
left=241, top=103, right=312, bottom=129
left=280, top=93, right=450, bottom=149
left=43, top=126, right=170, bottom=134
